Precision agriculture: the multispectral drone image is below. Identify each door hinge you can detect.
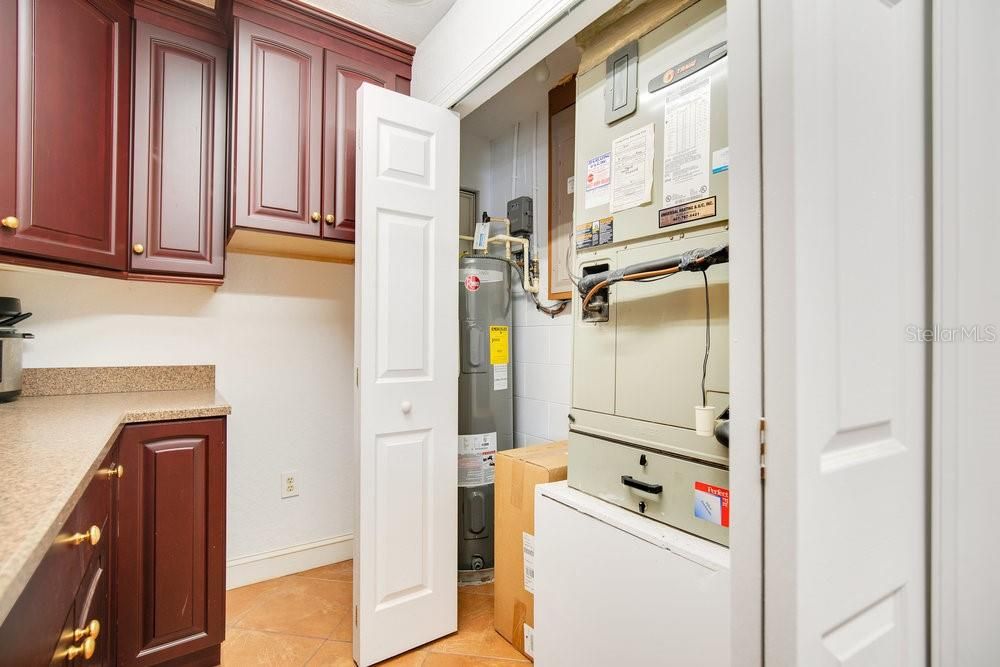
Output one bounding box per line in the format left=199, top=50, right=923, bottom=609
left=355, top=367, right=359, bottom=387
left=355, top=604, right=359, bottom=628
left=759, top=417, right=767, bottom=481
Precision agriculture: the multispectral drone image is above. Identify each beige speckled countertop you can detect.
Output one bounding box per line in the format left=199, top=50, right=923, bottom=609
left=0, top=388, right=231, bottom=624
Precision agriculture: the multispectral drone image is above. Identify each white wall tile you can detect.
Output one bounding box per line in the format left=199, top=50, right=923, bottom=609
left=518, top=362, right=572, bottom=404
left=547, top=403, right=571, bottom=441
left=514, top=396, right=549, bottom=439
left=514, top=324, right=549, bottom=365
left=513, top=361, right=529, bottom=397
left=548, top=325, right=573, bottom=366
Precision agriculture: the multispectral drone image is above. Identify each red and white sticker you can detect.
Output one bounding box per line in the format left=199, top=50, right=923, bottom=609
left=694, top=482, right=730, bottom=527
left=464, top=274, right=481, bottom=292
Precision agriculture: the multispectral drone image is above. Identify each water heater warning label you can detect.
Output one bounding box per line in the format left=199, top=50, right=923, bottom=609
left=694, top=482, right=730, bottom=527
left=458, top=432, right=497, bottom=487
left=489, top=326, right=509, bottom=365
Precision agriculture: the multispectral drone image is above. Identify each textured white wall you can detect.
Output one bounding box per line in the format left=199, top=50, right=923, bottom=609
left=0, top=254, right=355, bottom=561
left=461, top=101, right=573, bottom=449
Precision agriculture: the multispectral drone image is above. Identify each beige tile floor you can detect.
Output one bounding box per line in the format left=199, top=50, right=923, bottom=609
left=223, top=561, right=528, bottom=666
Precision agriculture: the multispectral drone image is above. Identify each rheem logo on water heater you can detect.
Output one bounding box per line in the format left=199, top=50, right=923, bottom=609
left=464, top=274, right=481, bottom=292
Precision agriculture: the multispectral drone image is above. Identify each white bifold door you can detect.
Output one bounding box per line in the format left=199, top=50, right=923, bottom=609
left=761, top=0, right=928, bottom=665
left=353, top=83, right=460, bottom=666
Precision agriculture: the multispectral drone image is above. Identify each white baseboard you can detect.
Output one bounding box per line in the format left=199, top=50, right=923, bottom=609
left=226, top=533, right=353, bottom=590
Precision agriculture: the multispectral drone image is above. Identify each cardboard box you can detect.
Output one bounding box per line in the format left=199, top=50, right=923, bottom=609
left=494, top=441, right=568, bottom=660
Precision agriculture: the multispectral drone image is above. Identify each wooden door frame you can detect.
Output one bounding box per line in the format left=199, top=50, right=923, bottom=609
left=547, top=76, right=575, bottom=301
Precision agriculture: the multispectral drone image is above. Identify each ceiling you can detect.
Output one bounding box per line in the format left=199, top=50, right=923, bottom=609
left=302, top=0, right=458, bottom=46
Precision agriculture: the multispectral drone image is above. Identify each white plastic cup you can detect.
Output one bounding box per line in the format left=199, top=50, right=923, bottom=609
left=695, top=406, right=715, bottom=437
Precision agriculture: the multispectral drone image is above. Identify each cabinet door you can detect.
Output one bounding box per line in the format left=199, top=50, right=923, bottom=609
left=0, top=0, right=130, bottom=269
left=322, top=53, right=409, bottom=242
left=116, top=418, right=226, bottom=666
left=321, top=53, right=388, bottom=242
left=131, top=22, right=227, bottom=277
left=233, top=19, right=323, bottom=236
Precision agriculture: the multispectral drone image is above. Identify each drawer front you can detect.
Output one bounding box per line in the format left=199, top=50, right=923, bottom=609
left=567, top=431, right=730, bottom=546
left=73, top=539, right=111, bottom=667
left=0, top=445, right=119, bottom=666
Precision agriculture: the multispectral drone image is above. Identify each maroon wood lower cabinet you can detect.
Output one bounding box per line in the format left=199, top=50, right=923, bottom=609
left=0, top=445, right=119, bottom=667
left=116, top=418, right=227, bottom=667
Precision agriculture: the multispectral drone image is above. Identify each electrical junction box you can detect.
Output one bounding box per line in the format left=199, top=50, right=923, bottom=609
left=567, top=0, right=731, bottom=545
left=506, top=196, right=533, bottom=237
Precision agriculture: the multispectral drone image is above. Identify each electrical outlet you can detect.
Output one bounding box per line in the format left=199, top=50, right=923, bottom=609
left=281, top=471, right=298, bottom=499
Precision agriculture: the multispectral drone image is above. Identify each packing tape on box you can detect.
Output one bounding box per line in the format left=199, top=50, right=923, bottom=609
left=513, top=600, right=528, bottom=651
left=511, top=462, right=525, bottom=509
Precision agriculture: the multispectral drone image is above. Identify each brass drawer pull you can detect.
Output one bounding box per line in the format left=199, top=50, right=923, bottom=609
left=64, top=636, right=96, bottom=661
left=74, top=619, right=100, bottom=642
left=1, top=216, right=18, bottom=230
left=105, top=464, right=124, bottom=479
left=68, top=525, right=101, bottom=547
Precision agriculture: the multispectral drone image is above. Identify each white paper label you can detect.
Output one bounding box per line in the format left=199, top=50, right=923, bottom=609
left=584, top=152, right=611, bottom=209
left=522, top=532, right=535, bottom=594
left=473, top=221, right=490, bottom=250
left=711, top=146, right=730, bottom=174
left=611, top=124, right=655, bottom=213
left=493, top=363, right=508, bottom=391
left=663, top=71, right=713, bottom=207
left=523, top=624, right=535, bottom=658
left=458, top=432, right=497, bottom=487
left=566, top=176, right=575, bottom=194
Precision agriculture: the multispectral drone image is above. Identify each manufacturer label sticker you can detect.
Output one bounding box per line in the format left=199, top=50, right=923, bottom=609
left=489, top=325, right=509, bottom=365
left=522, top=532, right=536, bottom=594
left=658, top=196, right=717, bottom=228
left=575, top=217, right=614, bottom=249
left=458, top=432, right=497, bottom=487
left=493, top=363, right=508, bottom=391
left=694, top=481, right=730, bottom=527
left=473, top=221, right=490, bottom=250
left=464, top=274, right=481, bottom=292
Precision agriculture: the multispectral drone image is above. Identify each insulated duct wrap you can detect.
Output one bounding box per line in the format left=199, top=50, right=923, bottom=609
left=576, top=244, right=729, bottom=296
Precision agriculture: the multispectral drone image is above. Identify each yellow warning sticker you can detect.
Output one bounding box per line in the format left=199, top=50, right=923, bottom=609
left=489, top=326, right=509, bottom=365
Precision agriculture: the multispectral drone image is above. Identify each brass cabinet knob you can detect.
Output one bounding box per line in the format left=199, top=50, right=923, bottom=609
left=69, top=525, right=101, bottom=546
left=310, top=211, right=320, bottom=223
left=65, top=636, right=96, bottom=661
left=324, top=214, right=335, bottom=225
left=105, top=464, right=124, bottom=479
left=132, top=243, right=144, bottom=254
left=1, top=216, right=18, bottom=230
left=74, top=619, right=100, bottom=642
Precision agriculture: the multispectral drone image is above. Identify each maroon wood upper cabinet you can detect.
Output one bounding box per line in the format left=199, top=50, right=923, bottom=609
left=233, top=18, right=324, bottom=236
left=0, top=0, right=131, bottom=270
left=116, top=418, right=226, bottom=667
left=131, top=21, right=228, bottom=278
left=230, top=6, right=412, bottom=244
left=321, top=52, right=409, bottom=242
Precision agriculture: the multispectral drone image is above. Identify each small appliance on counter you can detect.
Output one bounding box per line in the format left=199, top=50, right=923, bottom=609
left=0, top=297, right=33, bottom=402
